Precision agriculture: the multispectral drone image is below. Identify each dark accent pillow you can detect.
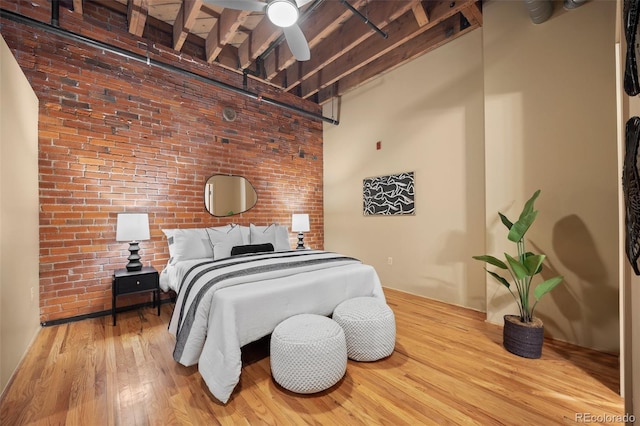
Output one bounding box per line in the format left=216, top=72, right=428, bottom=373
left=231, top=243, right=275, bottom=256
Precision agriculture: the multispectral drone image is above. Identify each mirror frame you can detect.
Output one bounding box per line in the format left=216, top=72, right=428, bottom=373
left=204, top=174, right=258, bottom=217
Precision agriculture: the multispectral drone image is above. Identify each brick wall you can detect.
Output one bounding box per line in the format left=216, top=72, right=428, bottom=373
left=1, top=0, right=324, bottom=323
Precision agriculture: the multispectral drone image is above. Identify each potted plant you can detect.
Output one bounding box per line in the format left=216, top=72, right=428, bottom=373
left=473, top=190, right=563, bottom=359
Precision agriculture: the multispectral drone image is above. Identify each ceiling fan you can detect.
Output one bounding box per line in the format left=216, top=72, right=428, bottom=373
left=204, top=0, right=313, bottom=61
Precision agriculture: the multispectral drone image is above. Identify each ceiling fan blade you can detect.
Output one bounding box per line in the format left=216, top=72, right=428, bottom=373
left=295, top=0, right=314, bottom=7
left=202, top=0, right=267, bottom=12
left=283, top=24, right=310, bottom=61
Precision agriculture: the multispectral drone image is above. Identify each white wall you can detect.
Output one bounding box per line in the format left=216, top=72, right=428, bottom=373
left=324, top=29, right=486, bottom=311
left=631, top=274, right=639, bottom=421
left=483, top=0, right=618, bottom=352
left=0, top=35, right=41, bottom=394
left=325, top=0, right=619, bottom=354
left=620, top=0, right=640, bottom=417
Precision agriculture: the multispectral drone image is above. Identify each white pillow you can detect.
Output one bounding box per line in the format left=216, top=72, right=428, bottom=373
left=249, top=224, right=291, bottom=251
left=273, top=225, right=291, bottom=250
left=162, top=227, right=219, bottom=265
left=213, top=242, right=234, bottom=260
left=207, top=225, right=244, bottom=259
left=237, top=225, right=251, bottom=245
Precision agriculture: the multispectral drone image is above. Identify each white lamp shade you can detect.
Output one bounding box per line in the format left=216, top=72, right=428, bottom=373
left=291, top=213, right=310, bottom=232
left=266, top=0, right=299, bottom=27
left=116, top=213, right=150, bottom=242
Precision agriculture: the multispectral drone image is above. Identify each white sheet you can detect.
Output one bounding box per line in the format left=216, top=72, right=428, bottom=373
left=165, top=251, right=385, bottom=404
left=159, top=257, right=209, bottom=292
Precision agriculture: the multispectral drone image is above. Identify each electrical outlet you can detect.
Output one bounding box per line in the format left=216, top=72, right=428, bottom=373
left=387, top=257, right=393, bottom=265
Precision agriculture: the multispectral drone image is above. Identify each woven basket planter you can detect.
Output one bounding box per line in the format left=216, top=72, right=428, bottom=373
left=502, top=315, right=544, bottom=359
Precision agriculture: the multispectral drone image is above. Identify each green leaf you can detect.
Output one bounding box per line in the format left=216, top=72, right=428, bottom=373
left=524, top=252, right=543, bottom=274
left=533, top=276, right=563, bottom=300
left=507, top=210, right=538, bottom=242
left=472, top=255, right=508, bottom=269
left=499, top=213, right=513, bottom=230
left=524, top=254, right=545, bottom=276
left=519, top=190, right=541, bottom=221
left=506, top=190, right=541, bottom=242
left=505, top=253, right=528, bottom=280
left=487, top=270, right=511, bottom=289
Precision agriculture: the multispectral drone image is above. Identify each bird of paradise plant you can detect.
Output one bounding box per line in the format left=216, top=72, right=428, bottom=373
left=473, top=190, right=563, bottom=323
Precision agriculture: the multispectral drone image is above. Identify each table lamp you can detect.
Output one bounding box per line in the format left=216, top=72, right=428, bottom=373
left=116, top=213, right=150, bottom=271
left=291, top=213, right=310, bottom=249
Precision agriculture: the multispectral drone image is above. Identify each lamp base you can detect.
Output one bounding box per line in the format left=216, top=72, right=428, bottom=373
left=296, top=232, right=305, bottom=250
left=126, top=241, right=143, bottom=271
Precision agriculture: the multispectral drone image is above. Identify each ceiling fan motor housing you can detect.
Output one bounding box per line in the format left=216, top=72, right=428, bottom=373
left=266, top=0, right=300, bottom=27
left=204, top=0, right=312, bottom=61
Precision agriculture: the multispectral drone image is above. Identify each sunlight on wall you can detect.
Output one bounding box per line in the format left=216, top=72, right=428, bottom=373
left=483, top=0, right=618, bottom=352
left=0, top=35, right=40, bottom=394
left=324, top=30, right=486, bottom=312
left=484, top=91, right=525, bottom=324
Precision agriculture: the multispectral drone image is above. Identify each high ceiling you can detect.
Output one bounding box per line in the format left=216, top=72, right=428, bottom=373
left=70, top=0, right=483, bottom=104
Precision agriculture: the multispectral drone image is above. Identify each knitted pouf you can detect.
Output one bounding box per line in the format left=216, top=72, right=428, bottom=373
left=270, top=314, right=347, bottom=394
left=333, top=297, right=396, bottom=361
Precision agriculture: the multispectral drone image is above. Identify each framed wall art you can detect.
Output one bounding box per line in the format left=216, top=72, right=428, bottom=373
left=363, top=171, right=415, bottom=216
left=624, top=116, right=640, bottom=275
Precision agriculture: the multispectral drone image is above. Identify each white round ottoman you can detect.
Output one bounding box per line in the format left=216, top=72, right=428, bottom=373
left=270, top=314, right=347, bottom=394
left=333, top=297, right=396, bottom=361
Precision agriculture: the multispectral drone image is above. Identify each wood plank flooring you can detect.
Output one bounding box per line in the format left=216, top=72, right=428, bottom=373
left=0, top=288, right=625, bottom=425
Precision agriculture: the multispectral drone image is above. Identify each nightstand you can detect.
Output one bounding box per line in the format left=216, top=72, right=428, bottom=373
left=112, top=266, right=160, bottom=326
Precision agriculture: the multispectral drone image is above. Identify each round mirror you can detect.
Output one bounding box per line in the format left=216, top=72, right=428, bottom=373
left=204, top=175, right=258, bottom=217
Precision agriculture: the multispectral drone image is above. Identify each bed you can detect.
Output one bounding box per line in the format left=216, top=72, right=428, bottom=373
left=160, top=224, right=385, bottom=404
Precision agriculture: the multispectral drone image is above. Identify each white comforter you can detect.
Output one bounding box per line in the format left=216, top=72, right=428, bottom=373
left=165, top=250, right=385, bottom=403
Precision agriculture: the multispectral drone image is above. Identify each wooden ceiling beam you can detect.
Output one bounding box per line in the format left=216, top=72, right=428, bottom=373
left=238, top=17, right=282, bottom=69
left=461, top=1, right=483, bottom=26
left=317, top=82, right=340, bottom=111
left=300, top=0, right=476, bottom=99
left=213, top=44, right=243, bottom=71
left=265, top=0, right=367, bottom=80
left=127, top=0, right=148, bottom=37
left=412, top=1, right=429, bottom=27
left=173, top=0, right=203, bottom=52
left=206, top=9, right=251, bottom=63
left=73, top=0, right=83, bottom=14
left=317, top=15, right=479, bottom=104
left=284, top=62, right=301, bottom=89
left=263, top=50, right=278, bottom=81
left=279, top=0, right=415, bottom=92
left=77, top=0, right=483, bottom=105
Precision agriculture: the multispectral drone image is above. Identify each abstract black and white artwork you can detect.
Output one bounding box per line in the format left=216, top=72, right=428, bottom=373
left=623, top=116, right=640, bottom=275
left=363, top=171, right=415, bottom=216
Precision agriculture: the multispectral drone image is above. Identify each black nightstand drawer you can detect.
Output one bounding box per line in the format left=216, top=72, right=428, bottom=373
left=112, top=266, right=160, bottom=326
left=117, top=273, right=157, bottom=294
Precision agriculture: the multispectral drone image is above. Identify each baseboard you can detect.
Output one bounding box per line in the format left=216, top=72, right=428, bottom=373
left=39, top=298, right=173, bottom=327
left=0, top=324, right=40, bottom=402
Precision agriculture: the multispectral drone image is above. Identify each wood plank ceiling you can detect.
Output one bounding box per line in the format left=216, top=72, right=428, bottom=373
left=71, top=0, right=483, bottom=105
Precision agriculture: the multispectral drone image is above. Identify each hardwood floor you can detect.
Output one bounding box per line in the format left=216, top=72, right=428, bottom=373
left=0, top=288, right=625, bottom=425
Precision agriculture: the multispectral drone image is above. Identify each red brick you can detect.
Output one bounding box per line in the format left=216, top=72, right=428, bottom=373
left=3, top=2, right=324, bottom=323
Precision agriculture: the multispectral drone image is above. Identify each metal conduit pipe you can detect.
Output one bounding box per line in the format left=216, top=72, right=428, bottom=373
left=340, top=0, right=388, bottom=39
left=51, top=0, right=59, bottom=27
left=522, top=0, right=554, bottom=24
left=522, top=0, right=588, bottom=24
left=0, top=8, right=339, bottom=125
left=563, top=0, right=588, bottom=10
